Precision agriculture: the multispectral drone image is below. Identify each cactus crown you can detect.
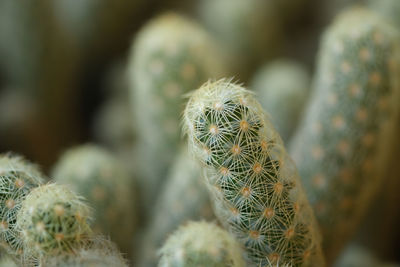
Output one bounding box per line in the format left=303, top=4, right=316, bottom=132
left=16, top=183, right=92, bottom=258
left=158, top=221, right=245, bottom=267
left=0, top=154, right=44, bottom=254
left=183, top=79, right=323, bottom=266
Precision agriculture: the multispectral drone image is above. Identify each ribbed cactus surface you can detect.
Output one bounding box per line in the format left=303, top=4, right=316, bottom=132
left=0, top=154, right=44, bottom=254
left=52, top=145, right=135, bottom=255
left=183, top=80, right=324, bottom=266
left=159, top=221, right=245, bottom=267
left=289, top=8, right=400, bottom=263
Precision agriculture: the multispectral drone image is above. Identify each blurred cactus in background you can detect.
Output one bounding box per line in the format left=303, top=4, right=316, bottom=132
left=183, top=80, right=324, bottom=266
left=0, top=154, right=45, bottom=255
left=135, top=148, right=213, bottom=267
left=52, top=145, right=136, bottom=256
left=158, top=221, right=245, bottom=267
left=251, top=60, right=311, bottom=143
left=128, top=12, right=227, bottom=213
left=289, top=7, right=400, bottom=264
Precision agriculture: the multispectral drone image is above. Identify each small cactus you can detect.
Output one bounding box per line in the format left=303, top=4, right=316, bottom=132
left=16, top=183, right=92, bottom=258
left=136, top=148, right=213, bottom=267
left=0, top=154, right=45, bottom=254
left=52, top=144, right=135, bottom=255
left=250, top=60, right=310, bottom=142
left=128, top=12, right=226, bottom=211
left=289, top=8, right=400, bottom=263
left=158, top=221, right=245, bottom=267
left=183, top=79, right=324, bottom=266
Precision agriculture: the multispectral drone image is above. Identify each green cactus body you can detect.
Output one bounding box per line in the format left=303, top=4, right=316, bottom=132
left=368, top=0, right=400, bottom=28
left=197, top=0, right=283, bottom=81
left=0, top=154, right=44, bottom=254
left=183, top=80, right=324, bottom=266
left=251, top=60, right=310, bottom=143
left=128, top=12, right=226, bottom=211
left=136, top=148, right=214, bottom=267
left=52, top=145, right=135, bottom=255
left=40, top=238, right=128, bottom=267
left=16, top=183, right=92, bottom=258
left=288, top=8, right=400, bottom=263
left=159, top=221, right=245, bottom=267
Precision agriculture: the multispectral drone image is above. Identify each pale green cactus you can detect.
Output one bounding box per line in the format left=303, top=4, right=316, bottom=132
left=16, top=183, right=92, bottom=258
left=128, top=12, right=226, bottom=211
left=251, top=60, right=311, bottom=143
left=136, top=148, right=214, bottom=267
left=183, top=80, right=324, bottom=266
left=52, top=145, right=135, bottom=255
left=0, top=154, right=45, bottom=255
left=158, top=221, right=245, bottom=267
left=289, top=8, right=400, bottom=263
left=39, top=237, right=128, bottom=267
left=368, top=0, right=400, bottom=28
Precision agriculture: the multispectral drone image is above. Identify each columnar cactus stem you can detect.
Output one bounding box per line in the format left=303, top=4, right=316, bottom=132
left=52, top=145, right=135, bottom=255
left=158, top=221, right=245, bottom=267
left=289, top=8, right=400, bottom=263
left=0, top=154, right=44, bottom=254
left=128, top=12, right=226, bottom=211
left=183, top=80, right=324, bottom=266
left=16, top=183, right=92, bottom=258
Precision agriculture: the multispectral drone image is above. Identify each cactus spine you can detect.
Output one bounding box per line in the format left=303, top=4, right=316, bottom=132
left=0, top=154, right=44, bottom=254
left=16, top=183, right=92, bottom=258
left=52, top=145, right=135, bottom=255
left=289, top=8, right=400, bottom=263
left=251, top=60, right=310, bottom=143
left=128, top=12, right=226, bottom=211
left=183, top=80, right=324, bottom=266
left=158, top=221, right=245, bottom=267
left=136, top=148, right=213, bottom=267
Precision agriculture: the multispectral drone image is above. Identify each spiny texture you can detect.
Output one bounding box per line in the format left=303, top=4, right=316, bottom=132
left=16, top=183, right=92, bottom=258
left=0, top=154, right=44, bottom=254
left=289, top=8, right=400, bottom=263
left=40, top=238, right=128, bottom=267
left=128, top=12, right=226, bottom=211
left=136, top=148, right=213, bottom=267
left=197, top=0, right=283, bottom=80
left=251, top=60, right=310, bottom=143
left=158, top=221, right=245, bottom=267
left=52, top=145, right=135, bottom=255
left=183, top=80, right=324, bottom=266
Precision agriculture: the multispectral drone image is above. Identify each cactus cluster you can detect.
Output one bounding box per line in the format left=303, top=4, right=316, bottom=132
left=159, top=221, right=245, bottom=267
left=0, top=154, right=44, bottom=254
left=251, top=60, right=311, bottom=142
left=183, top=79, right=324, bottom=266
left=289, top=8, right=400, bottom=263
left=52, top=144, right=135, bottom=255
left=128, top=12, right=226, bottom=211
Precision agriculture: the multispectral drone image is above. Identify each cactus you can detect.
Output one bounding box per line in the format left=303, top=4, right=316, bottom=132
left=16, top=183, right=92, bottom=258
left=183, top=80, right=324, bottom=266
left=135, top=148, right=214, bottom=267
left=250, top=60, right=311, bottom=143
left=39, top=237, right=128, bottom=267
left=368, top=0, right=400, bottom=28
left=159, top=221, right=245, bottom=267
left=128, top=12, right=226, bottom=211
left=289, top=8, right=400, bottom=263
left=52, top=145, right=135, bottom=255
left=0, top=154, right=45, bottom=254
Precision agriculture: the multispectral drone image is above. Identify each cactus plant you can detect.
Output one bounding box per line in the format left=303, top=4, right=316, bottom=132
left=368, top=0, right=400, bottom=28
left=183, top=79, right=324, bottom=266
left=0, top=154, right=45, bottom=254
left=16, top=183, right=92, bottom=258
left=251, top=60, right=311, bottom=143
left=128, top=12, right=226, bottom=212
left=289, top=8, right=400, bottom=263
left=52, top=144, right=135, bottom=255
left=136, top=148, right=214, bottom=267
left=159, top=221, right=245, bottom=267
